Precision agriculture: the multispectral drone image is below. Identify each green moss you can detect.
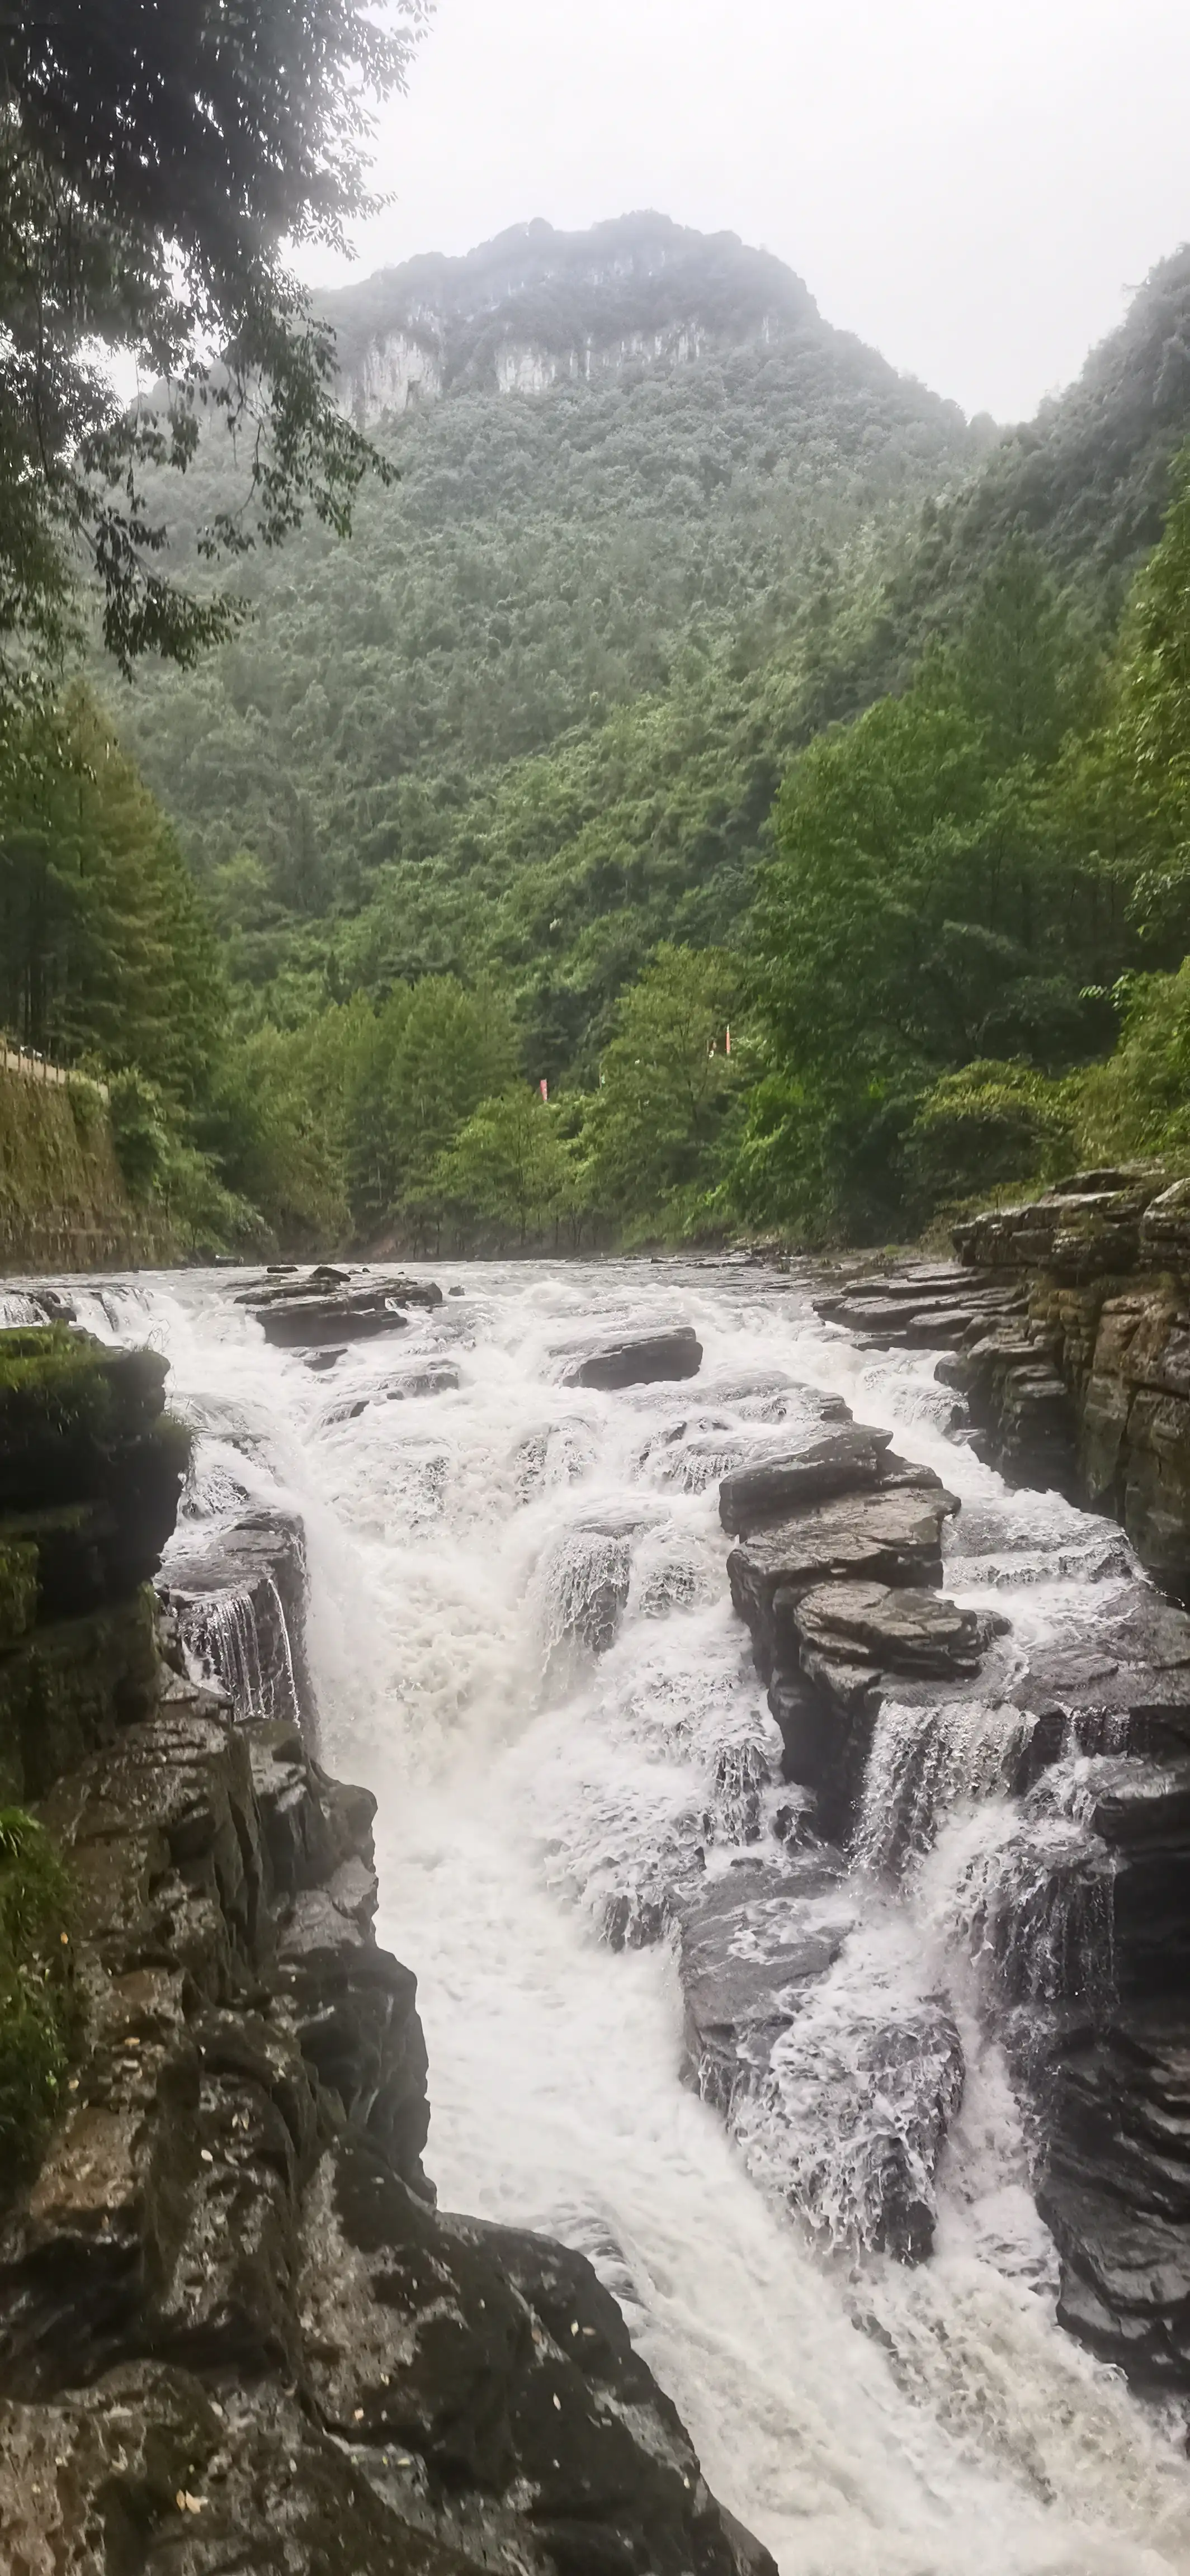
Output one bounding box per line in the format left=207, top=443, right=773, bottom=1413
left=0, top=1323, right=119, bottom=1420
left=0, top=1328, right=173, bottom=1518
left=0, top=1591, right=159, bottom=1801
left=0, top=1536, right=39, bottom=1649
left=1, top=1062, right=170, bottom=1270
left=0, top=1806, right=78, bottom=2193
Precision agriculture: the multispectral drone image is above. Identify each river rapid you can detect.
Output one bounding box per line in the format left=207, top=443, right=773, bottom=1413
left=44, top=1257, right=1190, bottom=2576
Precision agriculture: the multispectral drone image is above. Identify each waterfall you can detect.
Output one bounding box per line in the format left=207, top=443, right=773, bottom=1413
left=63, top=1256, right=1190, bottom=2576
left=176, top=1573, right=302, bottom=1728
left=854, top=1694, right=1030, bottom=1874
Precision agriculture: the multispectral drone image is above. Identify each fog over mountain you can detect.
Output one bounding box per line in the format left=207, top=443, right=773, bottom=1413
left=299, top=0, right=1190, bottom=422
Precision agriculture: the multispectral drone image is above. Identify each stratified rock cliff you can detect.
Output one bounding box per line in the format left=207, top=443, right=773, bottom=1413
left=0, top=1323, right=771, bottom=2576
left=947, top=1169, right=1190, bottom=1594
left=812, top=1235, right=1190, bottom=2387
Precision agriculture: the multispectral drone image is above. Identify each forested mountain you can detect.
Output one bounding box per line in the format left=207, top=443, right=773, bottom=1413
left=63, top=217, right=1190, bottom=1255
left=830, top=243, right=1190, bottom=717
left=114, top=214, right=980, bottom=960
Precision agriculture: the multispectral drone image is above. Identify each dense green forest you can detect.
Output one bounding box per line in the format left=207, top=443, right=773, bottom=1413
left=8, top=214, right=1190, bottom=1257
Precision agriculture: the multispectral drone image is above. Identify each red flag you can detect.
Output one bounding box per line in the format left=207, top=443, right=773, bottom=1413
left=539, top=1077, right=549, bottom=1100
left=725, top=1026, right=731, bottom=1055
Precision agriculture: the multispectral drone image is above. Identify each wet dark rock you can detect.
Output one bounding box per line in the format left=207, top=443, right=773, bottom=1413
left=1037, top=2006, right=1190, bottom=2386
left=679, top=1852, right=854, bottom=2109
left=678, top=1858, right=963, bottom=2264
left=0, top=2360, right=488, bottom=2573
left=276, top=1888, right=431, bottom=2188
left=794, top=1580, right=1008, bottom=1680
left=718, top=1425, right=893, bottom=1536
left=299, top=2143, right=761, bottom=2576
left=254, top=1292, right=410, bottom=1349
left=241, top=1268, right=444, bottom=1348
left=819, top=1184, right=1190, bottom=1598
left=384, top=1361, right=462, bottom=1399
left=319, top=1395, right=369, bottom=1426
left=162, top=1507, right=318, bottom=1738
left=0, top=1337, right=770, bottom=2575
left=815, top=1267, right=1026, bottom=1348
left=1009, top=1590, right=1190, bottom=1763
left=938, top=1330, right=1080, bottom=1497
left=561, top=1324, right=703, bottom=1390
left=323, top=1361, right=464, bottom=1424
left=303, top=1346, right=345, bottom=1372
left=725, top=1485, right=963, bottom=1839
left=728, top=1485, right=960, bottom=1683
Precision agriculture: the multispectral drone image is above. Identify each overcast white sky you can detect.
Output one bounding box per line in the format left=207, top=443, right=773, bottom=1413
left=303, top=0, right=1190, bottom=424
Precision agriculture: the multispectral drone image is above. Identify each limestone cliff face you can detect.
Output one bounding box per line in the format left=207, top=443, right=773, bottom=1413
left=322, top=211, right=821, bottom=427
left=950, top=1171, right=1190, bottom=1595
left=0, top=1320, right=770, bottom=2576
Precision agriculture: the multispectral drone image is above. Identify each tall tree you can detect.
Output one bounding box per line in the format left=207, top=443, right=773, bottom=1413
left=585, top=945, right=740, bottom=1230
left=0, top=0, right=426, bottom=688
left=952, top=534, right=1092, bottom=766
left=0, top=686, right=224, bottom=1092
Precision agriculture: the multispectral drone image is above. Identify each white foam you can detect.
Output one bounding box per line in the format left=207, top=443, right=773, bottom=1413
left=96, top=1259, right=1190, bottom=2573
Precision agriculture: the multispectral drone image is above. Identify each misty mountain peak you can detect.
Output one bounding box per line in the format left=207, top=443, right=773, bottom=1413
left=317, top=212, right=824, bottom=423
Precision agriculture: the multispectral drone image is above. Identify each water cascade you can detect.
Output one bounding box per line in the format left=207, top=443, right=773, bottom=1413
left=65, top=1260, right=1190, bottom=2575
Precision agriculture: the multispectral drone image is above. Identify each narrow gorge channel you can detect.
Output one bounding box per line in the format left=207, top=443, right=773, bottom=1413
left=17, top=1256, right=1190, bottom=2576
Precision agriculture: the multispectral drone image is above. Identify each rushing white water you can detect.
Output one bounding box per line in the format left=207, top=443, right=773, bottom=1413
left=60, top=1259, right=1190, bottom=2575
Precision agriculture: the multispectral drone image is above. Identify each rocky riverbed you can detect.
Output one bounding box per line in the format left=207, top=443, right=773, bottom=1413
left=0, top=1305, right=769, bottom=2576
left=2, top=1257, right=1189, bottom=2574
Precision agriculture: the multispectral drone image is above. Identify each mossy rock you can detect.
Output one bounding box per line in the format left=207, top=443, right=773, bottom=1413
left=0, top=1807, right=78, bottom=2200
left=0, top=1537, right=39, bottom=1651
left=0, top=1591, right=159, bottom=1802
left=0, top=1329, right=190, bottom=1612
left=0, top=1328, right=171, bottom=1507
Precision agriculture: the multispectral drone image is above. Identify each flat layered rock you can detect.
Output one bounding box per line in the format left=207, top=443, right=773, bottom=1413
left=1037, top=2004, right=1190, bottom=2385
left=953, top=1173, right=1163, bottom=1282
left=794, top=1580, right=1008, bottom=1680
left=1010, top=1591, right=1190, bottom=1761
left=728, top=1484, right=960, bottom=1682
left=718, top=1424, right=892, bottom=1535
left=561, top=1324, right=703, bottom=1390
left=815, top=1266, right=1026, bottom=1346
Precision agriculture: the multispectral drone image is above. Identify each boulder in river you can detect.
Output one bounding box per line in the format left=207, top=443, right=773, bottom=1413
left=249, top=1285, right=441, bottom=1349
left=162, top=1506, right=318, bottom=1738
left=794, top=1580, right=1009, bottom=1681
left=561, top=1324, right=703, bottom=1390
left=678, top=1855, right=964, bottom=2264
left=728, top=1484, right=961, bottom=1682
left=718, top=1424, right=894, bottom=1535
